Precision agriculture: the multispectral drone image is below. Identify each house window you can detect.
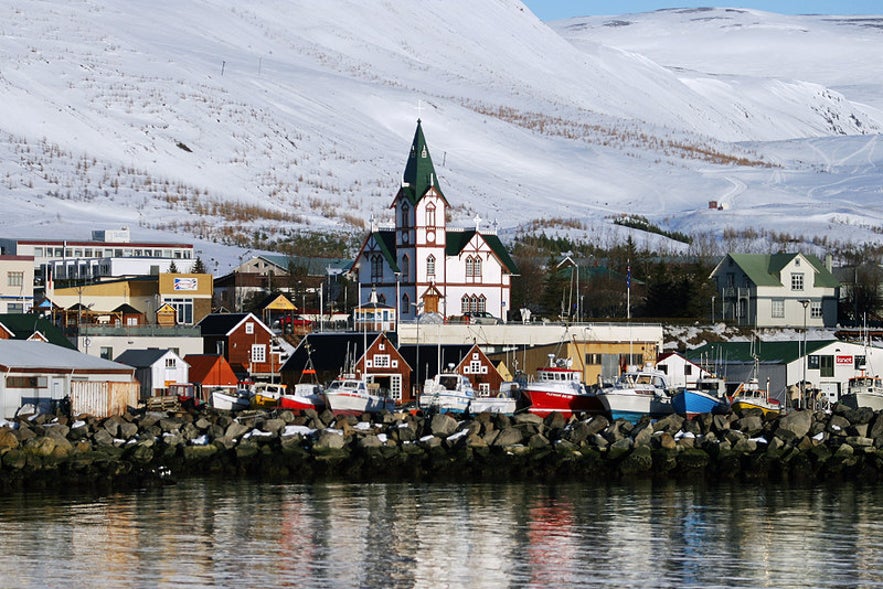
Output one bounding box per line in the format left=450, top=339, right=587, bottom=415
left=426, top=203, right=436, bottom=227
left=7, top=271, right=23, bottom=287
left=470, top=360, right=482, bottom=374
left=370, top=254, right=383, bottom=282
left=478, top=383, right=490, bottom=396
left=811, top=301, right=822, bottom=318
left=401, top=254, right=410, bottom=282
left=251, top=344, right=266, bottom=363
left=7, top=303, right=23, bottom=313
left=771, top=299, right=784, bottom=318
left=245, top=322, right=255, bottom=335
left=100, top=347, right=113, bottom=360
left=165, top=298, right=194, bottom=325
left=165, top=358, right=176, bottom=369
left=426, top=254, right=435, bottom=277
left=791, top=273, right=804, bottom=291
left=684, top=365, right=693, bottom=376
left=374, top=354, right=390, bottom=368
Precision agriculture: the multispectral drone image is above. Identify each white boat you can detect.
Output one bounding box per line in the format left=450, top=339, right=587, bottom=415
left=211, top=388, right=251, bottom=412
left=324, top=375, right=396, bottom=416
left=839, top=327, right=883, bottom=410
left=421, top=371, right=516, bottom=415
left=597, top=367, right=674, bottom=422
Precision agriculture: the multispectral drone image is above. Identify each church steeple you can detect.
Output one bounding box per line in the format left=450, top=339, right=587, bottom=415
left=401, top=119, right=444, bottom=204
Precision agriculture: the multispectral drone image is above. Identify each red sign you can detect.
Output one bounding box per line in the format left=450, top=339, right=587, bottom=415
left=836, top=355, right=853, bottom=365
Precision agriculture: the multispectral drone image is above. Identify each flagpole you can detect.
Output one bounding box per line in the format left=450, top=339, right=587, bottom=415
left=627, top=260, right=632, bottom=370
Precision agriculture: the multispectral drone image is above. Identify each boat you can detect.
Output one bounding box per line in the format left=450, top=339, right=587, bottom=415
left=671, top=375, right=730, bottom=419
left=280, top=383, right=327, bottom=412
left=730, top=377, right=780, bottom=416
left=597, top=366, right=674, bottom=422
left=840, top=373, right=883, bottom=410
left=211, top=388, right=251, bottom=411
left=250, top=382, right=286, bottom=409
left=279, top=345, right=326, bottom=411
left=324, top=375, right=396, bottom=416
left=521, top=355, right=603, bottom=419
left=839, top=324, right=883, bottom=410
left=421, top=370, right=516, bottom=415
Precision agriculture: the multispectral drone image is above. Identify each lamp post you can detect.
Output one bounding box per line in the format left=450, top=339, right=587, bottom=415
left=411, top=301, right=423, bottom=402
left=799, top=299, right=810, bottom=410
left=394, top=272, right=401, bottom=336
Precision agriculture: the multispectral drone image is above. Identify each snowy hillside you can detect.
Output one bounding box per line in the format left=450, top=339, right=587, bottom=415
left=0, top=1, right=881, bottom=270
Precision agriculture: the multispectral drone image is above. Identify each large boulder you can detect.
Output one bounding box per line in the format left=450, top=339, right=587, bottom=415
left=776, top=410, right=812, bottom=439
left=492, top=427, right=524, bottom=447
left=430, top=414, right=458, bottom=437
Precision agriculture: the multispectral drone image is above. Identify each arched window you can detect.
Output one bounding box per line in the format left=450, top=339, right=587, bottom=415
left=471, top=295, right=480, bottom=312
left=401, top=202, right=410, bottom=229
left=401, top=254, right=410, bottom=282
left=402, top=293, right=411, bottom=315
left=465, top=256, right=474, bottom=278
left=426, top=254, right=435, bottom=277
left=426, top=203, right=436, bottom=227
left=370, top=254, right=383, bottom=282
left=478, top=294, right=487, bottom=313
left=473, top=256, right=482, bottom=279
left=461, top=294, right=470, bottom=314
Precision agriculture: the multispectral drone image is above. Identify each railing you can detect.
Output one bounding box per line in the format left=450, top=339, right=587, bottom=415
left=77, top=324, right=202, bottom=337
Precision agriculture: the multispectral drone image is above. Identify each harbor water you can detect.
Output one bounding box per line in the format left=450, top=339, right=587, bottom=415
left=3, top=478, right=883, bottom=588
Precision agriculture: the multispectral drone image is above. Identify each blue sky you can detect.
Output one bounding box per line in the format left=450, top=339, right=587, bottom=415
left=523, top=1, right=883, bottom=20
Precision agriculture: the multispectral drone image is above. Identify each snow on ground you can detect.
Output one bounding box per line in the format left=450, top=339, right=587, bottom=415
left=0, top=1, right=881, bottom=270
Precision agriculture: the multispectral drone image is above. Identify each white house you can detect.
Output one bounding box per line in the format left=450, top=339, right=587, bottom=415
left=114, top=348, right=190, bottom=402
left=710, top=252, right=840, bottom=328
left=656, top=352, right=712, bottom=389
left=351, top=120, right=518, bottom=322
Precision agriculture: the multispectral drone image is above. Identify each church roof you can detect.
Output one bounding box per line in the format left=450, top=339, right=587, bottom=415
left=445, top=230, right=518, bottom=274
left=400, top=119, right=445, bottom=205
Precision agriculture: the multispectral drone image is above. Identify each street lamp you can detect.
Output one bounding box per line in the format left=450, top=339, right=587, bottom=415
left=798, top=299, right=810, bottom=410
left=394, top=271, right=401, bottom=336
left=411, top=301, right=423, bottom=402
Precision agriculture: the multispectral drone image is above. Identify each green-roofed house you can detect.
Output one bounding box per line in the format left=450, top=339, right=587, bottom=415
left=351, top=120, right=518, bottom=321
left=710, top=253, right=840, bottom=328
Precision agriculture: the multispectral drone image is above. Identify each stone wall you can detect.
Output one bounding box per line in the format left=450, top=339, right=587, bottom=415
left=3, top=403, right=883, bottom=490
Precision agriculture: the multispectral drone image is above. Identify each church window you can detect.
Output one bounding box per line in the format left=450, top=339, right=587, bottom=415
left=401, top=254, right=410, bottom=282
left=465, top=256, right=474, bottom=278
left=426, top=255, right=435, bottom=277
left=471, top=295, right=480, bottom=312
left=473, top=256, right=482, bottom=279
left=426, top=203, right=436, bottom=227
left=402, top=293, right=411, bottom=315
left=401, top=202, right=410, bottom=229
left=478, top=295, right=487, bottom=313
left=461, top=294, right=470, bottom=314
left=370, top=254, right=383, bottom=282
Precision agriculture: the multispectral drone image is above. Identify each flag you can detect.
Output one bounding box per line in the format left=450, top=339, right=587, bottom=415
left=626, top=262, right=631, bottom=289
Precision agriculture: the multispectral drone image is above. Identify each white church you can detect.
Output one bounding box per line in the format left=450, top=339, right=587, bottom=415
left=351, top=120, right=517, bottom=322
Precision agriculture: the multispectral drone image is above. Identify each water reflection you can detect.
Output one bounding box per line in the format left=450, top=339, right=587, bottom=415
left=2, top=480, right=883, bottom=588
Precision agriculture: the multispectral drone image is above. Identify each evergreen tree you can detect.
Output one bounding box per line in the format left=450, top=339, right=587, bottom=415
left=191, top=256, right=206, bottom=274
left=168, top=260, right=179, bottom=273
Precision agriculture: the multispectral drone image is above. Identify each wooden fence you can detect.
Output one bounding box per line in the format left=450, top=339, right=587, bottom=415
left=70, top=381, right=139, bottom=418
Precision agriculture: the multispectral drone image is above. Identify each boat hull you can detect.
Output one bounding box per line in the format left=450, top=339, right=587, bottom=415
left=325, top=391, right=395, bottom=416
left=598, top=390, right=673, bottom=423
left=523, top=389, right=604, bottom=419
left=279, top=394, right=325, bottom=412
left=671, top=389, right=729, bottom=419
left=211, top=391, right=250, bottom=412
left=840, top=393, right=883, bottom=411
left=730, top=399, right=780, bottom=416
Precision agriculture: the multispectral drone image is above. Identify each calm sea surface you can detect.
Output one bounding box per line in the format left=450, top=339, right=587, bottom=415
left=2, top=478, right=883, bottom=588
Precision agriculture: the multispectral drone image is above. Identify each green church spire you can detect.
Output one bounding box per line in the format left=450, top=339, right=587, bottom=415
left=401, top=119, right=443, bottom=204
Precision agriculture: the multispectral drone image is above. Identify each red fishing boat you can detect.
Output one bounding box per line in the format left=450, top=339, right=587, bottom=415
left=522, top=355, right=602, bottom=418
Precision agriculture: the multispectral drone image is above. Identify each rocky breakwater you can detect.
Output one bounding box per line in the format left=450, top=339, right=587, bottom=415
left=3, top=403, right=883, bottom=489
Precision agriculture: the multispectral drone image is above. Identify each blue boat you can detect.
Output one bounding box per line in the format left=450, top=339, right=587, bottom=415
left=671, top=376, right=729, bottom=419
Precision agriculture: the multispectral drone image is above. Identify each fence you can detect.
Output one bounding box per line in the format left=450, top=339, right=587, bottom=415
left=70, top=381, right=139, bottom=418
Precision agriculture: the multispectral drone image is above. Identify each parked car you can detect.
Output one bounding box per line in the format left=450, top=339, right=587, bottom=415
left=275, top=314, right=312, bottom=333
left=457, top=311, right=501, bottom=325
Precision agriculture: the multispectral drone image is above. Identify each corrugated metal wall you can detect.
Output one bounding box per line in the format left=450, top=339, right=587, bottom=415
left=70, top=381, right=139, bottom=418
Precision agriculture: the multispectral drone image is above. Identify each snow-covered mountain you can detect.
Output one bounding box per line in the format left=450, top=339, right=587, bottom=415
left=1, top=1, right=881, bottom=270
